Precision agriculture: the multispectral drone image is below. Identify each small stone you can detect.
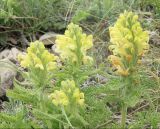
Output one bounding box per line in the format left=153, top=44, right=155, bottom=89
left=7, top=37, right=17, bottom=44
left=96, top=74, right=108, bottom=84
left=9, top=47, right=22, bottom=62
left=51, top=44, right=59, bottom=55
left=149, top=31, right=160, bottom=46
left=39, top=32, right=60, bottom=45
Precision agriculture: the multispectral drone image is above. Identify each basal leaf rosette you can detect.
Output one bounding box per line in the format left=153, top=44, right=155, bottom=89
left=108, top=11, right=149, bottom=76
left=55, top=23, right=93, bottom=65
left=18, top=41, right=58, bottom=72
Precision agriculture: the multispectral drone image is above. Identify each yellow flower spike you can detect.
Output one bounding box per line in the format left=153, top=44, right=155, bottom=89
left=49, top=80, right=85, bottom=107
left=49, top=90, right=69, bottom=106
left=18, top=40, right=57, bottom=71
left=108, top=11, right=149, bottom=76
left=55, top=23, right=93, bottom=65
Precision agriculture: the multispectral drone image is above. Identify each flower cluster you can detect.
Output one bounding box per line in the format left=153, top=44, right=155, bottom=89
left=108, top=11, right=149, bottom=76
left=49, top=79, right=84, bottom=107
left=18, top=41, right=57, bottom=71
left=49, top=90, right=69, bottom=106
left=55, top=23, right=93, bottom=65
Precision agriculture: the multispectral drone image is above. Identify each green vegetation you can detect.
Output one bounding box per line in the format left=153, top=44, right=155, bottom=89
left=0, top=0, right=160, bottom=129
left=0, top=0, right=69, bottom=32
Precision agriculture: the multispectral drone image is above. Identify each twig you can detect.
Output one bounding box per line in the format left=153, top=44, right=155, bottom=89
left=0, top=26, right=11, bottom=29
left=128, top=97, right=160, bottom=116
left=94, top=120, right=113, bottom=129
left=11, top=16, right=38, bottom=20
left=128, top=103, right=150, bottom=116
left=65, top=0, right=75, bottom=25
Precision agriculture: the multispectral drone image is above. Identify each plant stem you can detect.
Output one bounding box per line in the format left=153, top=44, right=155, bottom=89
left=61, top=106, right=74, bottom=129
left=121, top=104, right=127, bottom=129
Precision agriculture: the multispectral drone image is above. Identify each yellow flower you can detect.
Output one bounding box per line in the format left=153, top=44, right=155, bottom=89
left=18, top=41, right=57, bottom=71
left=49, top=79, right=85, bottom=107
left=55, top=23, right=93, bottom=65
left=47, top=62, right=57, bottom=71
left=17, top=54, right=25, bottom=62
left=108, top=11, right=149, bottom=76
left=73, top=88, right=85, bottom=106
left=18, top=54, right=29, bottom=67
left=125, top=55, right=132, bottom=62
left=109, top=11, right=149, bottom=57
left=83, top=56, right=93, bottom=65
left=34, top=57, right=44, bottom=70
left=61, top=79, right=76, bottom=88
left=117, top=66, right=129, bottom=76
left=49, top=90, right=69, bottom=106
left=108, top=55, right=122, bottom=67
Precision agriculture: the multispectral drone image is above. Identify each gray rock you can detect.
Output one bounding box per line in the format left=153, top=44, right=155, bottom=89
left=39, top=32, right=60, bottom=45
left=0, top=48, right=21, bottom=98
left=0, top=47, right=22, bottom=63
left=51, top=44, right=58, bottom=54
left=149, top=31, right=160, bottom=46
left=7, top=37, right=17, bottom=45
left=0, top=49, right=10, bottom=59
left=0, top=69, right=17, bottom=97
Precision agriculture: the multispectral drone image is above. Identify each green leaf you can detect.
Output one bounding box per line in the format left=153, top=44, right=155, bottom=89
left=72, top=10, right=89, bottom=23
left=0, top=112, right=17, bottom=122
left=124, top=93, right=140, bottom=107
left=7, top=81, right=38, bottom=104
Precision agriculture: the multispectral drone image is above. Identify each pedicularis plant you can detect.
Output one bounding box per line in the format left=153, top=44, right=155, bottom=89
left=18, top=41, right=58, bottom=88
left=0, top=23, right=93, bottom=129
left=0, top=12, right=150, bottom=129
left=49, top=79, right=86, bottom=128
left=108, top=11, right=149, bottom=128
left=55, top=23, right=94, bottom=85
